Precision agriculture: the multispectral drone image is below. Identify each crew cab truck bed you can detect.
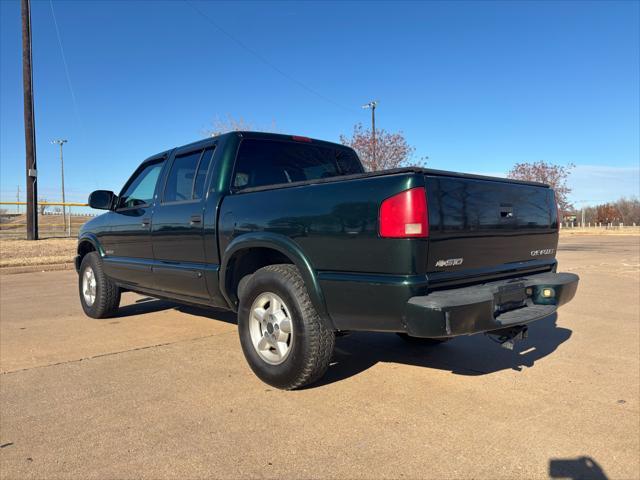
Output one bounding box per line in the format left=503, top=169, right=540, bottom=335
left=78, top=131, right=578, bottom=389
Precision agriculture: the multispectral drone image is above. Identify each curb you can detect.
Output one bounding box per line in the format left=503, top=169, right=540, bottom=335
left=0, top=263, right=75, bottom=275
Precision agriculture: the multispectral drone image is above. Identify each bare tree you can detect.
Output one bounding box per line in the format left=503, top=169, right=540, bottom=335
left=507, top=161, right=575, bottom=214
left=204, top=114, right=277, bottom=138
left=340, top=123, right=422, bottom=172
left=37, top=198, right=48, bottom=215
left=614, top=197, right=640, bottom=224
left=583, top=205, right=598, bottom=224
left=585, top=198, right=640, bottom=224
left=596, top=203, right=620, bottom=223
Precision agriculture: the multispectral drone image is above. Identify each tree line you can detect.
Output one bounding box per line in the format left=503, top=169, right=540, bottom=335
left=579, top=198, right=640, bottom=225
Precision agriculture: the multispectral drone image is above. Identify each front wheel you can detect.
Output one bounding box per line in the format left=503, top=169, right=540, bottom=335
left=79, top=252, right=121, bottom=319
left=237, top=264, right=335, bottom=390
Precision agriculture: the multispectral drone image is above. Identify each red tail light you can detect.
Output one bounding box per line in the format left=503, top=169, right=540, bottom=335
left=379, top=187, right=428, bottom=238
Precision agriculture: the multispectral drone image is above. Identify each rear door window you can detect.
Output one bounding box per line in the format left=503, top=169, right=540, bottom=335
left=193, top=148, right=214, bottom=199
left=163, top=147, right=215, bottom=203
left=233, top=139, right=363, bottom=190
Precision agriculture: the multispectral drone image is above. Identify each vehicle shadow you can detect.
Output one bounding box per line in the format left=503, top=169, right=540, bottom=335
left=114, top=298, right=176, bottom=317
left=549, top=456, right=608, bottom=480
left=114, top=298, right=571, bottom=387
left=315, top=313, right=572, bottom=387
left=175, top=304, right=238, bottom=325
left=115, top=297, right=238, bottom=325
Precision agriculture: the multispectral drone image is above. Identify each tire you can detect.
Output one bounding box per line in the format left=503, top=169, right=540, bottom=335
left=396, top=333, right=451, bottom=345
left=237, top=264, right=335, bottom=390
left=79, top=252, right=121, bottom=319
left=237, top=274, right=252, bottom=301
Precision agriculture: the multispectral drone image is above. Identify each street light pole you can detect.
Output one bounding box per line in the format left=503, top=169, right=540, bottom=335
left=362, top=101, right=378, bottom=169
left=52, top=139, right=68, bottom=236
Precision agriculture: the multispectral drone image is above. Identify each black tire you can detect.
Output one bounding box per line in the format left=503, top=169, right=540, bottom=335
left=236, top=274, right=252, bottom=301
left=237, top=264, right=335, bottom=390
left=396, top=333, right=451, bottom=345
left=78, top=252, right=121, bottom=319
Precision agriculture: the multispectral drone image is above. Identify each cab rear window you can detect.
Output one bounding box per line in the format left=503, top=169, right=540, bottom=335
left=233, top=139, right=363, bottom=190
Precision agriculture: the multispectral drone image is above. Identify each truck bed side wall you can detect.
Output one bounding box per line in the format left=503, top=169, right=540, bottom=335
left=218, top=172, right=428, bottom=331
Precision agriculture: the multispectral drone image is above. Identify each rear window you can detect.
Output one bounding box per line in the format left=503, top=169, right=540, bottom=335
left=233, top=139, right=363, bottom=190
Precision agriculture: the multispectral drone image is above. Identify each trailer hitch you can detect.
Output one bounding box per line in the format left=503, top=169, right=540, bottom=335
left=486, top=325, right=528, bottom=350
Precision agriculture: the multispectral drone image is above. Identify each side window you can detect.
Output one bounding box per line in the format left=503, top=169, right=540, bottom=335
left=163, top=147, right=215, bottom=203
left=193, top=148, right=214, bottom=199
left=119, top=160, right=164, bottom=209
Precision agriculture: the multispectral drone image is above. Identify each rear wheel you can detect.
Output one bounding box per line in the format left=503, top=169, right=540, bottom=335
left=79, top=252, right=121, bottom=319
left=237, top=264, right=335, bottom=390
left=396, top=333, right=451, bottom=345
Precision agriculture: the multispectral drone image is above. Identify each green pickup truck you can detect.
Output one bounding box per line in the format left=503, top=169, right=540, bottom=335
left=77, top=131, right=579, bottom=389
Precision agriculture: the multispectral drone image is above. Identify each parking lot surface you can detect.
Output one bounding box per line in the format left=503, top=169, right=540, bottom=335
left=1, top=235, right=638, bottom=479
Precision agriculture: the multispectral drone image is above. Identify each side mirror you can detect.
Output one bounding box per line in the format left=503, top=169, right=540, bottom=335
left=88, top=190, right=116, bottom=210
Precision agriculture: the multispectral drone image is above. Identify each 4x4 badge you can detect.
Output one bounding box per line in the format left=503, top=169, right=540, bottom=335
left=435, top=258, right=464, bottom=267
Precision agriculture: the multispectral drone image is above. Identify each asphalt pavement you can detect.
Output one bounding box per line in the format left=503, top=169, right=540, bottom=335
left=1, top=235, right=638, bottom=479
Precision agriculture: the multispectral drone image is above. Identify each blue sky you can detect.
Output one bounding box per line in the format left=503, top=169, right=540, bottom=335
left=1, top=0, right=638, bottom=209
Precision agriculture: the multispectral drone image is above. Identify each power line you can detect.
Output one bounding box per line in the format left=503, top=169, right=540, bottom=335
left=184, top=0, right=358, bottom=114
left=49, top=0, right=81, bottom=125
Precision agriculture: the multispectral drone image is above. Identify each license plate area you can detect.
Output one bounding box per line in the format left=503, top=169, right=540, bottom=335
left=494, top=282, right=527, bottom=313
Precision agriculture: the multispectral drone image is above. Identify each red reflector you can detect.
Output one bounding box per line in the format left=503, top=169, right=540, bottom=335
left=379, top=187, right=428, bottom=238
left=291, top=135, right=312, bottom=143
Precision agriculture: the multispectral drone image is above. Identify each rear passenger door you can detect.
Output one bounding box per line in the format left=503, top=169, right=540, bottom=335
left=151, top=145, right=215, bottom=299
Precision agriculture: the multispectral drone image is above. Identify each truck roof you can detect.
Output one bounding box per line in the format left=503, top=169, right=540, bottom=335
left=150, top=131, right=549, bottom=189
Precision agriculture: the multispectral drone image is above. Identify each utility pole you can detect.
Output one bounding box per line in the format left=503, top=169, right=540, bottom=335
left=52, top=139, right=68, bottom=235
left=362, top=101, right=378, bottom=169
left=21, top=0, right=38, bottom=240
left=16, top=185, right=21, bottom=213
left=575, top=200, right=589, bottom=228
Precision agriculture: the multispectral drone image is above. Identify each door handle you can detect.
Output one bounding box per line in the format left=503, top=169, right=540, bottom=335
left=141, top=217, right=151, bottom=228
left=499, top=207, right=514, bottom=219
left=190, top=215, right=202, bottom=224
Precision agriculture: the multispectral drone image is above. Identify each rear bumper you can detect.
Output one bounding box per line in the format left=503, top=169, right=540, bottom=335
left=404, top=272, right=579, bottom=338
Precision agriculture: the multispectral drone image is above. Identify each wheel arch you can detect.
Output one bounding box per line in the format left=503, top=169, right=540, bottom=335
left=220, top=232, right=334, bottom=330
left=76, top=233, right=103, bottom=272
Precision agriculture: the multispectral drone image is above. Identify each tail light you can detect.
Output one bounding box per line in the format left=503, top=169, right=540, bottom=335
left=379, top=187, right=428, bottom=238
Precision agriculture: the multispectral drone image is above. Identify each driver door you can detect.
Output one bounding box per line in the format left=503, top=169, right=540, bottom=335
left=101, top=156, right=166, bottom=288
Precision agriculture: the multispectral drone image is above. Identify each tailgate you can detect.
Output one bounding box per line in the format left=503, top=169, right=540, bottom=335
left=425, top=175, right=558, bottom=275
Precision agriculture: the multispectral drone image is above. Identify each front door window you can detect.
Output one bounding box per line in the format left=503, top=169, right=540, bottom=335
left=119, top=160, right=164, bottom=209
